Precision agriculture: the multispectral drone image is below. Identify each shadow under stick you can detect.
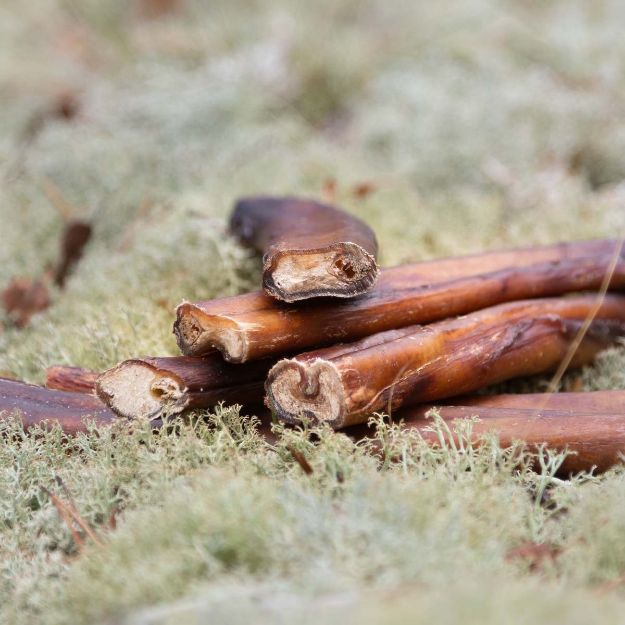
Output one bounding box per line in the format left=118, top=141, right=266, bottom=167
left=266, top=295, right=625, bottom=429
left=175, top=239, right=625, bottom=363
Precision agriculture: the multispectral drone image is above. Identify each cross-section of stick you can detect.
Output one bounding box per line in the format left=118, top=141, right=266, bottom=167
left=96, top=355, right=273, bottom=421
left=0, top=378, right=117, bottom=434
left=175, top=239, right=625, bottom=362
left=46, top=366, right=99, bottom=394
left=229, top=196, right=379, bottom=302
left=266, top=295, right=625, bottom=429
left=378, top=391, right=625, bottom=474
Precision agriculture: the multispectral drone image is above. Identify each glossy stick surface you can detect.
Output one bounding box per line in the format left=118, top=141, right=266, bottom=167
left=96, top=355, right=273, bottom=420
left=175, top=239, right=625, bottom=363
left=0, top=377, right=117, bottom=434
left=379, top=391, right=625, bottom=474
left=266, top=295, right=625, bottom=429
left=230, top=196, right=379, bottom=302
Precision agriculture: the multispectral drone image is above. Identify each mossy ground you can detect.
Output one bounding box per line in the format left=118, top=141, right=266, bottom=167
left=2, top=1, right=625, bottom=623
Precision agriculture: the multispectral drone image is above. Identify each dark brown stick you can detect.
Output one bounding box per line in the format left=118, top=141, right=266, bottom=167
left=96, top=355, right=274, bottom=421
left=46, top=366, right=99, bottom=394
left=175, top=239, right=625, bottom=363
left=0, top=378, right=117, bottom=435
left=229, top=196, right=379, bottom=302
left=266, top=295, right=625, bottom=429
left=377, top=392, right=625, bottom=474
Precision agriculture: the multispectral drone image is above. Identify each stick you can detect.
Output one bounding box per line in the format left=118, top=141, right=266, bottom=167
left=96, top=355, right=273, bottom=421
left=0, top=378, right=117, bottom=434
left=175, top=239, right=625, bottom=362
left=265, top=295, right=625, bottom=429
left=374, top=392, right=625, bottom=475
left=46, top=366, right=99, bottom=394
left=438, top=390, right=625, bottom=414
left=229, top=196, right=379, bottom=302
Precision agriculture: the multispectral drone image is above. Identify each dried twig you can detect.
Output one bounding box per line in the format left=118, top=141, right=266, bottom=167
left=53, top=477, right=104, bottom=546
left=41, top=487, right=85, bottom=550
left=46, top=366, right=98, bottom=394
left=0, top=378, right=117, bottom=434
left=266, top=295, right=625, bottom=428
left=96, top=355, right=273, bottom=420
left=286, top=444, right=314, bottom=475
left=368, top=391, right=625, bottom=475
left=175, top=239, right=625, bottom=362
left=229, top=196, right=379, bottom=302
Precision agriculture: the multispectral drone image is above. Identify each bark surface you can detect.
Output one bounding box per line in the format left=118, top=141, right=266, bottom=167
left=230, top=196, right=379, bottom=302
left=380, top=391, right=625, bottom=474
left=46, top=366, right=99, bottom=394
left=0, top=377, right=117, bottom=434
left=266, top=295, right=625, bottom=428
left=175, top=239, right=625, bottom=362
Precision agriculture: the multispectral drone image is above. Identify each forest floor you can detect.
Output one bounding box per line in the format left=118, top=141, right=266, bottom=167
left=2, top=1, right=625, bottom=623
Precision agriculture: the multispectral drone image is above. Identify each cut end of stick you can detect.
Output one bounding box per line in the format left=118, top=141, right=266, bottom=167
left=96, top=361, right=188, bottom=420
left=264, top=243, right=379, bottom=302
left=174, top=303, right=248, bottom=362
left=265, top=358, right=345, bottom=427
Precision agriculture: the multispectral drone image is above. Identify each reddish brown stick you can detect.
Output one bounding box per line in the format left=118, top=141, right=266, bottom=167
left=46, top=366, right=99, bottom=394
left=96, top=355, right=274, bottom=420
left=441, top=391, right=625, bottom=414
left=266, top=295, right=625, bottom=429
left=229, top=196, right=379, bottom=302
left=378, top=392, right=625, bottom=474
left=175, top=239, right=625, bottom=363
left=0, top=378, right=117, bottom=435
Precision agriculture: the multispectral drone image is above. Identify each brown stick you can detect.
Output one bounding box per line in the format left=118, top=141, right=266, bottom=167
left=439, top=391, right=625, bottom=414
left=229, top=196, right=379, bottom=302
left=265, top=295, right=625, bottom=429
left=374, top=392, right=625, bottom=474
left=96, top=355, right=273, bottom=421
left=0, top=378, right=117, bottom=435
left=46, top=366, right=99, bottom=394
left=175, top=239, right=625, bottom=363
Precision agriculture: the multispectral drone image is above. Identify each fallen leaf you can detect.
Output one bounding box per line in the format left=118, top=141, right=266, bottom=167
left=322, top=178, right=337, bottom=203
left=506, top=541, right=561, bottom=572
left=352, top=182, right=377, bottom=199
left=1, top=278, right=50, bottom=327
left=52, top=91, right=80, bottom=121
left=54, top=220, right=92, bottom=287
left=136, top=0, right=182, bottom=18
left=21, top=92, right=80, bottom=144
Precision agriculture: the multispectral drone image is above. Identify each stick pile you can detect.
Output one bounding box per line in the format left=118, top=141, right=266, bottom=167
left=3, top=196, right=625, bottom=474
